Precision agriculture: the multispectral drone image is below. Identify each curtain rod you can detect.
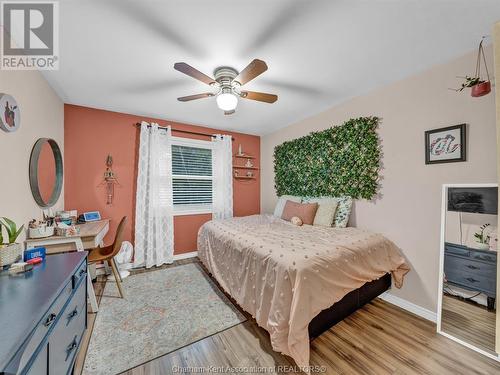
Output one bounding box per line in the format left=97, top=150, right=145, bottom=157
left=134, top=122, right=234, bottom=141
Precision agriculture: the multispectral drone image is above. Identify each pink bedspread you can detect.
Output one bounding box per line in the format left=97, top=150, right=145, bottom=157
left=197, top=214, right=409, bottom=370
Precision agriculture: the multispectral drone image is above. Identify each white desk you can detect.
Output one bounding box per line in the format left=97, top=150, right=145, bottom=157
left=25, top=220, right=110, bottom=313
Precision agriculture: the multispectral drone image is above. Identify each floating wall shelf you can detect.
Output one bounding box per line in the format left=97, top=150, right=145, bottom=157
left=233, top=166, right=259, bottom=170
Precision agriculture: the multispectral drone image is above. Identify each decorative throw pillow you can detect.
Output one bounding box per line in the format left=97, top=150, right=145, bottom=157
left=290, top=216, right=303, bottom=226
left=273, top=195, right=302, bottom=217
left=305, top=198, right=339, bottom=227
left=304, top=196, right=352, bottom=228
left=281, top=201, right=319, bottom=225
left=332, top=196, right=353, bottom=228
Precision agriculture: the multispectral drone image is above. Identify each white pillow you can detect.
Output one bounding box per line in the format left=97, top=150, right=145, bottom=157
left=305, top=197, right=339, bottom=226
left=315, top=200, right=339, bottom=227
left=273, top=195, right=302, bottom=217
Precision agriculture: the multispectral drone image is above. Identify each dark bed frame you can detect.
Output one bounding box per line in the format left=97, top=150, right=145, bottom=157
left=200, top=258, right=391, bottom=340
left=308, top=273, right=391, bottom=339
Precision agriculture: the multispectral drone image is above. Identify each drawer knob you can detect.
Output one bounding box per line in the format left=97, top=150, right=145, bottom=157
left=65, top=336, right=78, bottom=361
left=73, top=268, right=87, bottom=288
left=44, top=313, right=57, bottom=327
left=465, top=277, right=478, bottom=283
left=466, top=265, right=479, bottom=270
left=67, top=307, right=78, bottom=325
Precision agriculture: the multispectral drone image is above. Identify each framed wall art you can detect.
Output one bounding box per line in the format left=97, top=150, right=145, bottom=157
left=0, top=93, right=21, bottom=132
left=425, top=124, right=466, bottom=164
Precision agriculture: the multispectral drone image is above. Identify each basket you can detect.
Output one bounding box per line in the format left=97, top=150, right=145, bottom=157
left=0, top=243, right=23, bottom=267
left=28, top=225, right=55, bottom=239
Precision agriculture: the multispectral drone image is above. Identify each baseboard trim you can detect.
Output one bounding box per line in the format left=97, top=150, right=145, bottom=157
left=96, top=252, right=198, bottom=274
left=379, top=292, right=437, bottom=323
left=173, top=251, right=198, bottom=261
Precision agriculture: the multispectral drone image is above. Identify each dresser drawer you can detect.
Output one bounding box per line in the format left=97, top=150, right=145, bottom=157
left=25, top=342, right=47, bottom=375
left=444, top=254, right=496, bottom=276
left=444, top=243, right=470, bottom=257
left=471, top=251, right=497, bottom=263
left=72, top=261, right=87, bottom=289
left=48, top=279, right=87, bottom=375
left=16, top=281, right=73, bottom=373
left=445, top=262, right=496, bottom=294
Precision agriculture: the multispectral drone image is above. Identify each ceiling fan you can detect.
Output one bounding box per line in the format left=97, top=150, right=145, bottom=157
left=174, top=59, right=278, bottom=115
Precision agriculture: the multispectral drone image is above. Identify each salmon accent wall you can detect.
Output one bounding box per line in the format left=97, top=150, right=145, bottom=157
left=64, top=104, right=260, bottom=255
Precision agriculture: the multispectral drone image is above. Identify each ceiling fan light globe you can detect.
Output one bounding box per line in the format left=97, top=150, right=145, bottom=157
left=216, top=93, right=238, bottom=111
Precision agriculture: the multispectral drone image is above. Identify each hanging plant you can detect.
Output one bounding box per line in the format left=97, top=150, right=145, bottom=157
left=452, top=37, right=491, bottom=97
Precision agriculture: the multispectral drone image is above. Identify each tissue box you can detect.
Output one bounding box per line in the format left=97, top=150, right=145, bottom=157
left=24, top=247, right=46, bottom=261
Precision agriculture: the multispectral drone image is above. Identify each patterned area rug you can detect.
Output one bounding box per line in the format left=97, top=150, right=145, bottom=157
left=83, top=262, right=246, bottom=375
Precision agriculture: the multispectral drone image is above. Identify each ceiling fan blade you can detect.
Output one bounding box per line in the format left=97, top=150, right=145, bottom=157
left=234, top=59, right=268, bottom=86
left=224, top=110, right=235, bottom=116
left=174, top=62, right=216, bottom=85
left=240, top=91, right=278, bottom=103
left=177, top=93, right=214, bottom=102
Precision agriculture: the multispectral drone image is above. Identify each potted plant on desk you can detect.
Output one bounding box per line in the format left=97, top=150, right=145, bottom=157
left=0, top=217, right=24, bottom=267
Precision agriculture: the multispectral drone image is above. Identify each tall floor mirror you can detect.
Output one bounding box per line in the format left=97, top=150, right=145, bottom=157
left=438, top=183, right=498, bottom=358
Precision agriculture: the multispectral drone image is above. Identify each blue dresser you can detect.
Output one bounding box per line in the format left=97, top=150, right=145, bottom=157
left=0, top=252, right=87, bottom=375
left=444, top=242, right=497, bottom=310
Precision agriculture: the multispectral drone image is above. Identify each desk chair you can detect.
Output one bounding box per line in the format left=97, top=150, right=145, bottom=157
left=88, top=216, right=126, bottom=298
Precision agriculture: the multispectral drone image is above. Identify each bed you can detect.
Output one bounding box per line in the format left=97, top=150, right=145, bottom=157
left=197, top=214, right=409, bottom=370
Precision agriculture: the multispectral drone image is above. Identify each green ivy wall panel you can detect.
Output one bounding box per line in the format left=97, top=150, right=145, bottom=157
left=273, top=117, right=381, bottom=200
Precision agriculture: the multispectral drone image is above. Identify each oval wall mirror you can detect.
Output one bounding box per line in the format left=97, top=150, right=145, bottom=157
left=29, top=138, right=63, bottom=208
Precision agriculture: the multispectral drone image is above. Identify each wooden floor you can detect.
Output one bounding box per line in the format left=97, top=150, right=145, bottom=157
left=75, top=259, right=500, bottom=375
left=442, top=294, right=496, bottom=354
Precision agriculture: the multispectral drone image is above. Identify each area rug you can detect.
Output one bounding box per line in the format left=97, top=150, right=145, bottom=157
left=83, top=262, right=246, bottom=375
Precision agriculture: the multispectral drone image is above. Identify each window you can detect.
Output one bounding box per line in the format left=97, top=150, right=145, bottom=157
left=171, top=138, right=213, bottom=214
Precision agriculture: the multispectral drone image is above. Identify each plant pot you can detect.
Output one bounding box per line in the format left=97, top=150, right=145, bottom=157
left=475, top=242, right=490, bottom=251
left=471, top=81, right=491, bottom=97
left=0, top=243, right=23, bottom=267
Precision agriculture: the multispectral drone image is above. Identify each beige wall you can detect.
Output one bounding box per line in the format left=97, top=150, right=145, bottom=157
left=261, top=47, right=497, bottom=312
left=0, top=70, right=64, bottom=242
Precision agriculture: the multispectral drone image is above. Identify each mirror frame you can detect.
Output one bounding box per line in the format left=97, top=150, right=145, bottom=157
left=437, top=182, right=499, bottom=361
left=29, top=138, right=63, bottom=208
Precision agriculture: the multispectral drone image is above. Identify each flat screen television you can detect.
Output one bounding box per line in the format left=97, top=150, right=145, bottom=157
left=448, top=187, right=498, bottom=215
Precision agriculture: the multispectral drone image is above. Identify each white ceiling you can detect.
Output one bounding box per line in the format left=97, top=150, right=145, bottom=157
left=43, top=0, right=500, bottom=135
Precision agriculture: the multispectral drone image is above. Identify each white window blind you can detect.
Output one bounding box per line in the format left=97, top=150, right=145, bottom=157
left=172, top=143, right=212, bottom=211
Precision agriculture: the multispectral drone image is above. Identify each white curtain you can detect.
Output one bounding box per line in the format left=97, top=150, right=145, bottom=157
left=212, top=135, right=233, bottom=219
left=134, top=121, right=174, bottom=268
